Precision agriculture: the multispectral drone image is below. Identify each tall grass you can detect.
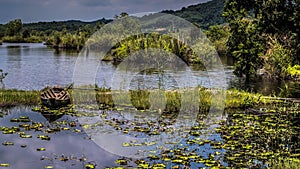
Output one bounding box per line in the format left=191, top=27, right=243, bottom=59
left=72, top=87, right=277, bottom=112
left=0, top=89, right=40, bottom=107
left=270, top=158, right=300, bottom=169
left=0, top=88, right=280, bottom=110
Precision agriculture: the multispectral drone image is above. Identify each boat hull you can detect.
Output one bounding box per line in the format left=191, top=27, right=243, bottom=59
left=40, top=87, right=71, bottom=108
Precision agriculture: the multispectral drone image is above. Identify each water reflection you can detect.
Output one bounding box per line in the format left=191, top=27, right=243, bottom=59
left=6, top=45, right=22, bottom=69
left=0, top=43, right=299, bottom=97
left=0, top=106, right=118, bottom=169
left=221, top=106, right=300, bottom=168
left=53, top=48, right=79, bottom=57
left=229, top=78, right=300, bottom=98
left=0, top=101, right=299, bottom=168
left=0, top=43, right=76, bottom=90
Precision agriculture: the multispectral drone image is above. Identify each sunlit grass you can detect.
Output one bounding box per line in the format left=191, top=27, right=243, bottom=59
left=0, top=87, right=283, bottom=110
left=270, top=158, right=300, bottom=169
left=0, top=89, right=40, bottom=107
left=72, top=87, right=280, bottom=112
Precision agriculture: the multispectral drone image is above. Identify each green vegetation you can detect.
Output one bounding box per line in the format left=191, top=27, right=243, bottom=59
left=217, top=103, right=300, bottom=168
left=0, top=88, right=298, bottom=168
left=0, top=89, right=40, bottom=107
left=5, top=19, right=22, bottom=37
left=44, top=30, right=90, bottom=50
left=205, top=24, right=230, bottom=56
left=0, top=1, right=299, bottom=168
left=103, top=32, right=204, bottom=66
left=1, top=19, right=43, bottom=43
left=0, top=0, right=298, bottom=82
left=223, top=0, right=300, bottom=81
left=0, top=87, right=279, bottom=110
left=287, top=65, right=300, bottom=79
left=0, top=0, right=226, bottom=49
left=30, top=92, right=297, bottom=169
left=72, top=87, right=278, bottom=112
left=23, top=19, right=110, bottom=32
left=263, top=36, right=294, bottom=79
left=0, top=18, right=111, bottom=50
left=162, top=0, right=226, bottom=29
left=270, top=158, right=300, bottom=169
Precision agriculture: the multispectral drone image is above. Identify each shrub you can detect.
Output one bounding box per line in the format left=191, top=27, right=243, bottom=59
left=287, top=65, right=300, bottom=79
left=263, top=36, right=294, bottom=79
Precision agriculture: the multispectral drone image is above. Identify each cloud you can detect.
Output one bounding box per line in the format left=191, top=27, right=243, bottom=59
left=79, top=0, right=112, bottom=7
left=0, top=0, right=209, bottom=23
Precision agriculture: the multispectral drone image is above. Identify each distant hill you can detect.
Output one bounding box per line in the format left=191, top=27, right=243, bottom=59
left=0, top=18, right=112, bottom=38
left=22, top=18, right=112, bottom=32
left=0, top=0, right=225, bottom=38
left=162, top=0, right=225, bottom=29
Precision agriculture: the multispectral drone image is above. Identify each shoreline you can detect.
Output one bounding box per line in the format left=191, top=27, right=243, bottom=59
left=0, top=88, right=285, bottom=109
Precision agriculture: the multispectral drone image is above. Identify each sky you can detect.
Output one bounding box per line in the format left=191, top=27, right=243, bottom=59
left=0, top=0, right=209, bottom=24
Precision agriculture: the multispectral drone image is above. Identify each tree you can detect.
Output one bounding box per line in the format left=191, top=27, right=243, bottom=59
left=223, top=0, right=264, bottom=81
left=223, top=0, right=299, bottom=80
left=205, top=25, right=230, bottom=56
left=114, top=12, right=129, bottom=19
left=53, top=31, right=62, bottom=47
left=22, top=29, right=30, bottom=38
left=257, top=0, right=299, bottom=64
left=120, top=12, right=129, bottom=18
left=6, top=19, right=23, bottom=36
left=0, top=24, right=5, bottom=38
left=232, top=19, right=264, bottom=81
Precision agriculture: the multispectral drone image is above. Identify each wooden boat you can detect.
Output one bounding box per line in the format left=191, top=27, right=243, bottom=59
left=40, top=87, right=71, bottom=108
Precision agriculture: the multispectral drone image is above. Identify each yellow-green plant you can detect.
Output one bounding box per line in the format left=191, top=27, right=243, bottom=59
left=287, top=65, right=300, bottom=78
left=270, top=158, right=300, bottom=169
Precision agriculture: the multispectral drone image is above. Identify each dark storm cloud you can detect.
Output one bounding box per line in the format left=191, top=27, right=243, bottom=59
left=0, top=0, right=209, bottom=23
left=79, top=0, right=112, bottom=7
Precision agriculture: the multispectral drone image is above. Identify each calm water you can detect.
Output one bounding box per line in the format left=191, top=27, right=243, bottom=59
left=0, top=43, right=299, bottom=168
left=1, top=43, right=299, bottom=97
left=0, top=106, right=119, bottom=169
left=0, top=43, right=228, bottom=90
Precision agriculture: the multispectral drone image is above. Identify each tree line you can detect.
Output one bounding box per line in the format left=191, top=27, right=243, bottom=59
left=0, top=18, right=111, bottom=49
left=223, top=0, right=300, bottom=81
left=162, top=0, right=225, bottom=29
left=0, top=0, right=224, bottom=46
left=0, top=0, right=299, bottom=81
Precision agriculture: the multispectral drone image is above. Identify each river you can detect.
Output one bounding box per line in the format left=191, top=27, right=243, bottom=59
left=0, top=43, right=299, bottom=168
left=0, top=43, right=299, bottom=97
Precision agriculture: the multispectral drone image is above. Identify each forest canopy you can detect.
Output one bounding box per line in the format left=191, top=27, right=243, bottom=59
left=223, top=0, right=300, bottom=80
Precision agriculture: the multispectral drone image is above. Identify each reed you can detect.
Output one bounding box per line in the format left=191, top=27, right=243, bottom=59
left=270, top=158, right=300, bottom=169
left=72, top=87, right=278, bottom=113
left=0, top=89, right=40, bottom=107
left=0, top=88, right=280, bottom=110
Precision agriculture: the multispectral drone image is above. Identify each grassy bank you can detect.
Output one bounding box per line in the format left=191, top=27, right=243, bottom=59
left=0, top=89, right=40, bottom=107
left=65, top=87, right=282, bottom=114
left=0, top=88, right=283, bottom=109
left=2, top=36, right=43, bottom=43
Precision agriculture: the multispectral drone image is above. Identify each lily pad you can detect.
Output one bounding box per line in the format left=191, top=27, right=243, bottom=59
left=37, top=148, right=46, bottom=151
left=0, top=164, right=10, bottom=167
left=115, top=159, right=127, bottom=165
